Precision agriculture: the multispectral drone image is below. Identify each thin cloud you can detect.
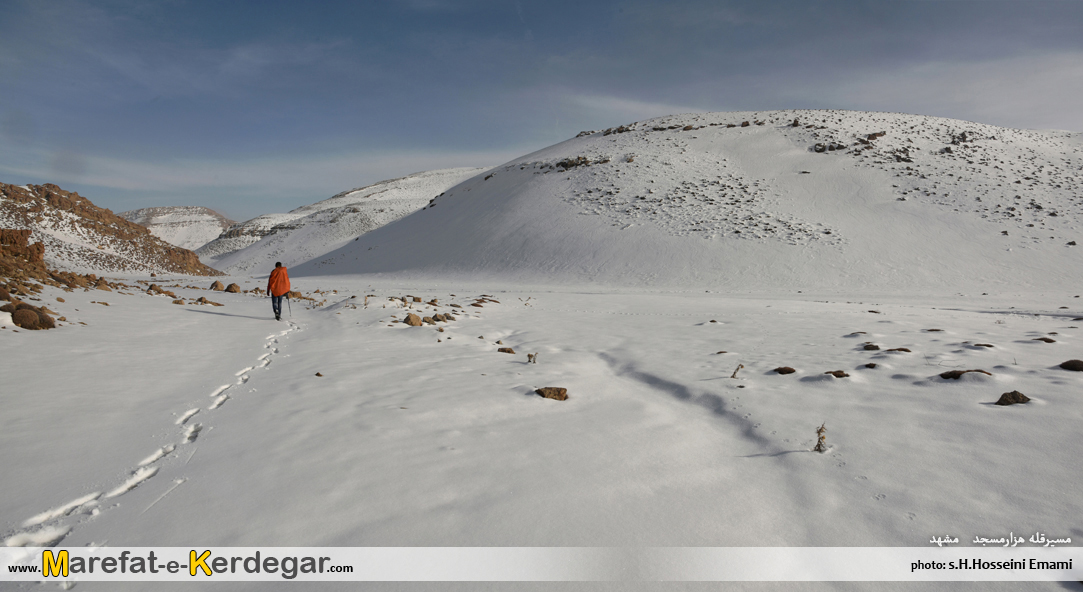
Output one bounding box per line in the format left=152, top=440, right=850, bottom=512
left=0, top=144, right=518, bottom=218
left=830, top=51, right=1083, bottom=132
left=563, top=93, right=710, bottom=123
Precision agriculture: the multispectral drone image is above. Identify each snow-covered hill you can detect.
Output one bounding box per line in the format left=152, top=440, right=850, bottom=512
left=297, top=110, right=1083, bottom=292
left=197, top=167, right=489, bottom=274
left=119, top=206, right=235, bottom=251
left=0, top=183, right=220, bottom=276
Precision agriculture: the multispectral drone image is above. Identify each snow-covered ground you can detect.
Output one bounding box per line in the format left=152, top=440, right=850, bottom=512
left=2, top=277, right=1082, bottom=591
left=3, top=111, right=1082, bottom=590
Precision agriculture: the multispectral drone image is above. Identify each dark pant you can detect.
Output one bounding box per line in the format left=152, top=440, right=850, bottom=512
left=271, top=295, right=284, bottom=318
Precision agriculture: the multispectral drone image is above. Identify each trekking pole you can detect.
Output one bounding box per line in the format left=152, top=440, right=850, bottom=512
left=287, top=294, right=292, bottom=317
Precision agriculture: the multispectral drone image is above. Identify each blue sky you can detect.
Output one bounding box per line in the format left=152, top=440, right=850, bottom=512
left=2, top=0, right=1081, bottom=221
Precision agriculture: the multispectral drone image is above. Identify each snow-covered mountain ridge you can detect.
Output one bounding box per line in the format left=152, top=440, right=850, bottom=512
left=297, top=109, right=1082, bottom=292
left=119, top=206, right=235, bottom=251
left=197, top=167, right=489, bottom=274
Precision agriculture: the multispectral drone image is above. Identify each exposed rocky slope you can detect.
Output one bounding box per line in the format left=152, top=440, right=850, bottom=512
left=296, top=110, right=1082, bottom=292
left=119, top=206, right=235, bottom=251
left=0, top=183, right=222, bottom=276
left=197, top=167, right=488, bottom=274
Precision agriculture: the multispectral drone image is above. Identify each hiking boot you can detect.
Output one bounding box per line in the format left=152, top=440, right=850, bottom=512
left=275, top=315, right=281, bottom=321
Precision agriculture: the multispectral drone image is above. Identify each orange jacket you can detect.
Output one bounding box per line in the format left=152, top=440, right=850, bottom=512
left=267, top=266, right=291, bottom=297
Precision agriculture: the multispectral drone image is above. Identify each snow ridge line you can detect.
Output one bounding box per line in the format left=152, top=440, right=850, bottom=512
left=2, top=320, right=301, bottom=548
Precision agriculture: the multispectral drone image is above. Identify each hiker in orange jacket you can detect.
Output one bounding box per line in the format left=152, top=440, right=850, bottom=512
left=267, top=262, right=291, bottom=321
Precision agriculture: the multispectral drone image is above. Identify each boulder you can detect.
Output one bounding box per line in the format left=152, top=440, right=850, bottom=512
left=774, top=367, right=796, bottom=375
left=225, top=283, right=241, bottom=293
left=535, top=387, right=568, bottom=401
left=172, top=299, right=185, bottom=305
left=12, top=308, right=41, bottom=330
left=863, top=344, right=880, bottom=350
left=498, top=347, right=516, bottom=354
left=210, top=281, right=225, bottom=291
left=403, top=313, right=422, bottom=326
left=995, top=391, right=1030, bottom=406
left=939, top=369, right=991, bottom=380
left=1059, top=359, right=1083, bottom=371
left=825, top=370, right=849, bottom=378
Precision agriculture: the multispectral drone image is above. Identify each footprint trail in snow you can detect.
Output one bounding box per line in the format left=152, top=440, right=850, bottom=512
left=3, top=320, right=301, bottom=547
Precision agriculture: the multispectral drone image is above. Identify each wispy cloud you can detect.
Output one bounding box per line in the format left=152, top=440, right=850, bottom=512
left=0, top=144, right=519, bottom=219
left=828, top=51, right=1083, bottom=132
left=561, top=93, right=709, bottom=124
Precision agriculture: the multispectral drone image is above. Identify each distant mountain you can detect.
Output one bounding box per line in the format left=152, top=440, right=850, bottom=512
left=294, top=110, right=1083, bottom=292
left=0, top=183, right=221, bottom=276
left=197, top=167, right=489, bottom=275
left=119, top=206, right=235, bottom=251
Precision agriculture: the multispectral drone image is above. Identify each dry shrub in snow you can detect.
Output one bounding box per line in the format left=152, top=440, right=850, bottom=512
left=813, top=423, right=827, bottom=453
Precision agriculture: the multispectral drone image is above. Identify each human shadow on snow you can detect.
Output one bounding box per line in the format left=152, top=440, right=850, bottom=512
left=598, top=351, right=773, bottom=450
left=183, top=309, right=271, bottom=321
